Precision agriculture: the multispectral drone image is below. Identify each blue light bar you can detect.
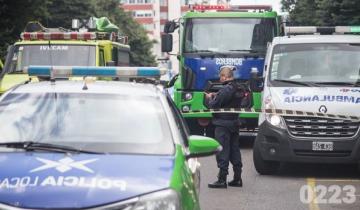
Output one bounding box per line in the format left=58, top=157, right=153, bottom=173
left=25, top=66, right=166, bottom=78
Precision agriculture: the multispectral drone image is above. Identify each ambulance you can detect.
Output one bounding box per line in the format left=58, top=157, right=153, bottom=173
left=254, top=26, right=360, bottom=174
left=0, top=17, right=130, bottom=95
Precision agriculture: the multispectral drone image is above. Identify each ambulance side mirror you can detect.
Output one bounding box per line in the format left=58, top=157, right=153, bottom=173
left=249, top=68, right=264, bottom=92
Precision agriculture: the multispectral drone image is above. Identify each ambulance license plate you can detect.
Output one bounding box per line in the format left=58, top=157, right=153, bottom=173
left=312, top=142, right=333, bottom=151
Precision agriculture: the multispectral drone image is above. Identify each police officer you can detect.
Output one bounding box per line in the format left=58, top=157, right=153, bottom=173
left=205, top=65, right=243, bottom=188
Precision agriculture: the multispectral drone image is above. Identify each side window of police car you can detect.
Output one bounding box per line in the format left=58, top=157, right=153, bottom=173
left=166, top=94, right=190, bottom=147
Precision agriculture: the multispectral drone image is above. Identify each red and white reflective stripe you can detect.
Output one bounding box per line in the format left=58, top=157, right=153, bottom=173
left=21, top=32, right=96, bottom=40
left=229, top=5, right=272, bottom=10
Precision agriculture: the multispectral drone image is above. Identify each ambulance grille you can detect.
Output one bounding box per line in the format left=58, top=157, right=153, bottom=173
left=283, top=116, right=360, bottom=138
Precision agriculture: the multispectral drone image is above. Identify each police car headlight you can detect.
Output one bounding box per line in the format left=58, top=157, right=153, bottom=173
left=132, top=189, right=181, bottom=210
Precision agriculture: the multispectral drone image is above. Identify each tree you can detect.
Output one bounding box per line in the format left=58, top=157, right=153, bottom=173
left=0, top=0, right=156, bottom=66
left=44, top=0, right=96, bottom=28
left=0, top=0, right=49, bottom=59
left=281, top=0, right=360, bottom=26
left=282, top=0, right=320, bottom=25
left=317, top=0, right=360, bottom=25
left=93, top=0, right=157, bottom=66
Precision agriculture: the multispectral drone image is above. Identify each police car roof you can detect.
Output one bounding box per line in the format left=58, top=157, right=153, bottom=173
left=9, top=81, right=161, bottom=97
left=273, top=35, right=360, bottom=45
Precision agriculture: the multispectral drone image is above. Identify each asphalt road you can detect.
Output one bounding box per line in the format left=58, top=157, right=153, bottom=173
left=199, top=137, right=360, bottom=210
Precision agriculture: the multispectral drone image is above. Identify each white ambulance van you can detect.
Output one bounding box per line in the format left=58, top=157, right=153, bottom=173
left=253, top=26, right=360, bottom=174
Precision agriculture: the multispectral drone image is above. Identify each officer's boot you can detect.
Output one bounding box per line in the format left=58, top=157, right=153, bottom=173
left=228, top=167, right=242, bottom=187
left=208, top=170, right=227, bottom=188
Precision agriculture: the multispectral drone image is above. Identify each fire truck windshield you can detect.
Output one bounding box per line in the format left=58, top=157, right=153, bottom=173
left=184, top=18, right=275, bottom=54
left=7, top=45, right=96, bottom=72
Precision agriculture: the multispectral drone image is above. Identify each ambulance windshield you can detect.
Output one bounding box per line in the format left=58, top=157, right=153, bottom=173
left=269, top=43, right=360, bottom=86
left=7, top=45, right=96, bottom=72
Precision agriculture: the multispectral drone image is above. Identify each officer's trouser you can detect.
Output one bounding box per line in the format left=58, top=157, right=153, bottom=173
left=215, top=125, right=243, bottom=175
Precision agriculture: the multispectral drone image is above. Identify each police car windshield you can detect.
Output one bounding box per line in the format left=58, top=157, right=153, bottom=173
left=184, top=18, right=275, bottom=54
left=0, top=93, right=174, bottom=154
left=8, top=45, right=96, bottom=72
left=269, top=43, right=360, bottom=86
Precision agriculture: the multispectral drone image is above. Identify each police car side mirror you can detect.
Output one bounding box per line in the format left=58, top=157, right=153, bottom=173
left=186, top=135, right=222, bottom=159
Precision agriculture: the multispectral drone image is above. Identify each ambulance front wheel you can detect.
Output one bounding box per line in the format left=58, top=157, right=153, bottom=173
left=253, top=142, right=280, bottom=175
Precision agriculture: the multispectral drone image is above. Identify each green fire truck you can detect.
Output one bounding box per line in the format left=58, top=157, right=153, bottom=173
left=162, top=4, right=283, bottom=136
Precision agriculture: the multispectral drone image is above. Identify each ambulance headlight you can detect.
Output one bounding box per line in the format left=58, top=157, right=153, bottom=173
left=266, top=114, right=286, bottom=129
left=264, top=96, right=286, bottom=129
left=266, top=114, right=283, bottom=127
left=131, top=189, right=181, bottom=210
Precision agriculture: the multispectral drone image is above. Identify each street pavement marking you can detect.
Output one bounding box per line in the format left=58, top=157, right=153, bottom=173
left=314, top=179, right=360, bottom=182
left=307, top=178, right=320, bottom=210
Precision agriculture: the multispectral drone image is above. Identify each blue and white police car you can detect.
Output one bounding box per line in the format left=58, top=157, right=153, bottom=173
left=0, top=66, right=221, bottom=210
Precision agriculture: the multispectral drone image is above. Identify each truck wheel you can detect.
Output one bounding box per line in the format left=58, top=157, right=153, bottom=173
left=253, top=143, right=280, bottom=175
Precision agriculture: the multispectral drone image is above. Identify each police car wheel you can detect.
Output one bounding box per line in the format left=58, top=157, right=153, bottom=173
left=253, top=143, right=280, bottom=175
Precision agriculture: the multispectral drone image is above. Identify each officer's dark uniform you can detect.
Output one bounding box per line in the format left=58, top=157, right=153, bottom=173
left=207, top=80, right=243, bottom=188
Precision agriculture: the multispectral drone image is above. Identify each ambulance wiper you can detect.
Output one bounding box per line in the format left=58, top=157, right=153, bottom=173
left=0, top=141, right=102, bottom=154
left=273, top=79, right=318, bottom=87
left=314, top=82, right=355, bottom=86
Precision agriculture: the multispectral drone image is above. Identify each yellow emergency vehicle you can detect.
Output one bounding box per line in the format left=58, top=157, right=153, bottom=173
left=0, top=17, right=130, bottom=95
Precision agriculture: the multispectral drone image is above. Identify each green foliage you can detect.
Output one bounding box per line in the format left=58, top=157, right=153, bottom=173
left=94, top=0, right=156, bottom=66
left=44, top=0, right=96, bottom=28
left=281, top=0, right=360, bottom=26
left=0, top=0, right=50, bottom=59
left=0, top=0, right=156, bottom=66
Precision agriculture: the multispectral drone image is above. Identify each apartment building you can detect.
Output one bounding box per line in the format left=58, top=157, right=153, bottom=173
left=120, top=0, right=189, bottom=60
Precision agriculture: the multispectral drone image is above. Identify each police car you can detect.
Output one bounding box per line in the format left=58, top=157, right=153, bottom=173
left=0, top=66, right=221, bottom=209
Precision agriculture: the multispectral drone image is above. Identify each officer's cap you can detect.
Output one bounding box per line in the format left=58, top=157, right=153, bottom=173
left=219, top=65, right=237, bottom=72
